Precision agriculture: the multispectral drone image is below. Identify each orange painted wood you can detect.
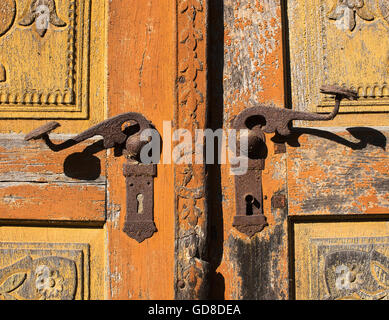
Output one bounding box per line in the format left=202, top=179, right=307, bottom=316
left=0, top=136, right=106, bottom=183
left=0, top=136, right=106, bottom=223
left=210, top=0, right=289, bottom=299
left=0, top=182, right=105, bottom=222
left=287, top=130, right=389, bottom=216
left=106, top=0, right=176, bottom=299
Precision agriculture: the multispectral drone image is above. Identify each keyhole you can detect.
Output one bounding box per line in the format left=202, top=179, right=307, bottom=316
left=244, top=194, right=262, bottom=216
left=137, top=194, right=144, bottom=214
left=245, top=195, right=254, bottom=216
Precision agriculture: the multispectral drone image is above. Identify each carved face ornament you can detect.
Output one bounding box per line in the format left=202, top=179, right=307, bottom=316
left=328, top=0, right=374, bottom=31
left=18, top=0, right=66, bottom=37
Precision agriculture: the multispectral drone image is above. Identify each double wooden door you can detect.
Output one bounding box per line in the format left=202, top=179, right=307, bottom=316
left=0, top=0, right=388, bottom=300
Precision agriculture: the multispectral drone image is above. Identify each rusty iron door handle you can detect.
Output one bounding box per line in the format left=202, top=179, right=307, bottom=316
left=25, top=112, right=159, bottom=243
left=230, top=85, right=357, bottom=237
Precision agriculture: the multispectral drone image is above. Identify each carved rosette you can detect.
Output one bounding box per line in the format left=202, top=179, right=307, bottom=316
left=0, top=242, right=90, bottom=300
left=175, top=0, right=209, bottom=300
left=0, top=256, right=76, bottom=300
left=310, top=237, right=389, bottom=300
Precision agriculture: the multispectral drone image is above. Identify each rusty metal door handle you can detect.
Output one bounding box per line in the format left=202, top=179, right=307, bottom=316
left=232, top=85, right=358, bottom=135
left=230, top=85, right=357, bottom=237
left=25, top=112, right=159, bottom=243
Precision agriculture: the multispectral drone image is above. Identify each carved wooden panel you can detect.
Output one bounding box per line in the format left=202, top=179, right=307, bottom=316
left=0, top=0, right=92, bottom=119
left=0, top=227, right=104, bottom=299
left=294, top=221, right=389, bottom=300
left=0, top=242, right=90, bottom=300
left=288, top=0, right=389, bottom=116
left=309, top=237, right=389, bottom=300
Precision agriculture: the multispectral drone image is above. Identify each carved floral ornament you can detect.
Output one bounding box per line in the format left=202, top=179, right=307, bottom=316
left=324, top=249, right=389, bottom=300
left=328, top=0, right=374, bottom=31
left=18, top=0, right=67, bottom=37
left=328, top=0, right=389, bottom=31
left=0, top=255, right=77, bottom=300
left=0, top=0, right=67, bottom=84
left=35, top=265, right=65, bottom=300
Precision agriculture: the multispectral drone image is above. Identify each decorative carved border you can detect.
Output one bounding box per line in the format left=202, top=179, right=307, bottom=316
left=318, top=0, right=389, bottom=112
left=319, top=84, right=389, bottom=112
left=174, top=0, right=209, bottom=300
left=0, top=0, right=90, bottom=119
left=288, top=0, right=389, bottom=114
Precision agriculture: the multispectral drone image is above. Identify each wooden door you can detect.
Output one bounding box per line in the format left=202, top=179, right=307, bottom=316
left=1, top=0, right=388, bottom=301
left=207, top=0, right=389, bottom=300
left=287, top=0, right=389, bottom=300
left=0, top=0, right=177, bottom=300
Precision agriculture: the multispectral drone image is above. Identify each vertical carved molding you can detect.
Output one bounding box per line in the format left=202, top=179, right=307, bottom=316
left=0, top=64, right=5, bottom=83
left=174, top=0, right=209, bottom=299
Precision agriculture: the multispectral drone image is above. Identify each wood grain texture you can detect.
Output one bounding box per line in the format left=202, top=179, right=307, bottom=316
left=106, top=0, right=176, bottom=300
left=0, top=226, right=105, bottom=300
left=0, top=0, right=106, bottom=132
left=0, top=135, right=106, bottom=223
left=288, top=0, right=389, bottom=126
left=174, top=0, right=210, bottom=300
left=0, top=135, right=106, bottom=184
left=211, top=0, right=289, bottom=299
left=288, top=129, right=389, bottom=216
left=293, top=221, right=389, bottom=300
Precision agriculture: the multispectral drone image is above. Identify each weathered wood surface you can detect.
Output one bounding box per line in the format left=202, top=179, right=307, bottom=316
left=288, top=0, right=389, bottom=126
left=288, top=128, right=389, bottom=216
left=0, top=0, right=106, bottom=124
left=0, top=0, right=387, bottom=301
left=106, top=0, right=176, bottom=300
left=174, top=0, right=210, bottom=300
left=0, top=135, right=106, bottom=223
left=0, top=226, right=105, bottom=300
left=209, top=0, right=289, bottom=299
left=213, top=0, right=389, bottom=300
left=293, top=221, right=389, bottom=300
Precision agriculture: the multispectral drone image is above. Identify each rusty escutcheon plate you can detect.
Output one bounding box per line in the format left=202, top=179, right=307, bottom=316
left=122, top=162, right=158, bottom=243
left=230, top=124, right=268, bottom=237
left=230, top=85, right=357, bottom=237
